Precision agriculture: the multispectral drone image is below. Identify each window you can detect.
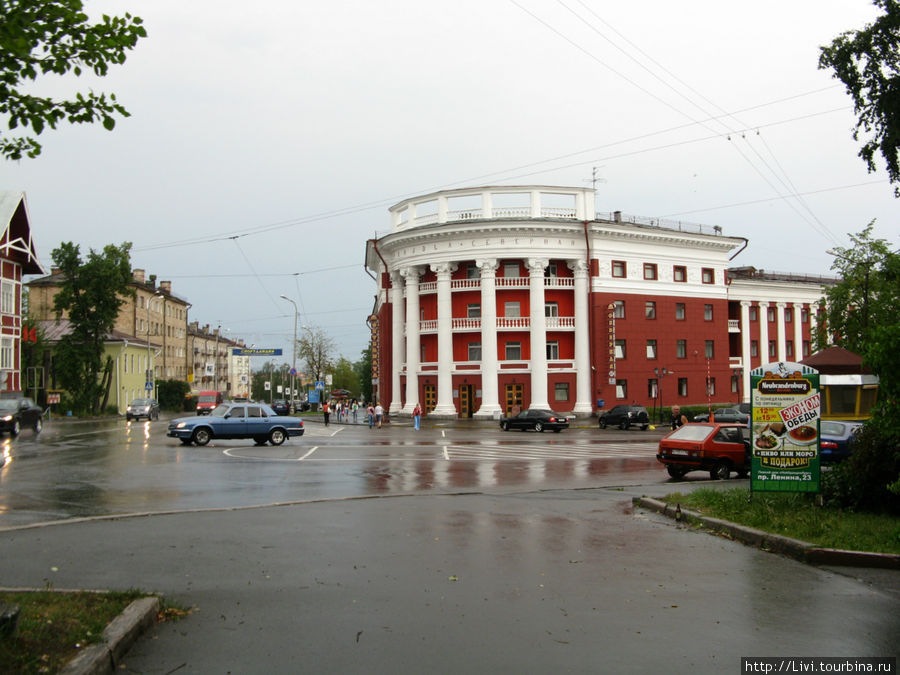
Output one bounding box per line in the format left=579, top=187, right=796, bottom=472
left=1, top=337, right=13, bottom=369
left=505, top=341, right=521, bottom=360
left=675, top=303, right=686, bottom=320
left=648, top=379, right=658, bottom=398
left=614, top=339, right=626, bottom=359
left=803, top=340, right=810, bottom=357
left=673, top=265, right=687, bottom=282
left=612, top=260, right=626, bottom=278
left=545, top=262, right=558, bottom=278
left=801, top=307, right=809, bottom=323
left=767, top=307, right=775, bottom=322
left=545, top=302, right=559, bottom=317
left=769, top=340, right=777, bottom=358
left=248, top=406, right=264, bottom=418
left=678, top=377, right=688, bottom=397
left=646, top=339, right=657, bottom=359
left=701, top=268, right=714, bottom=284
left=751, top=340, right=759, bottom=357
left=468, top=342, right=482, bottom=361
left=707, top=377, right=716, bottom=396
left=613, top=301, right=625, bottom=319
left=467, top=303, right=481, bottom=318
left=643, top=263, right=658, bottom=280
left=749, top=306, right=758, bottom=321
left=503, top=263, right=520, bottom=278
left=421, top=344, right=427, bottom=362
left=785, top=308, right=793, bottom=322
left=786, top=340, right=794, bottom=358
left=645, top=301, right=656, bottom=319
left=705, top=340, right=714, bottom=359
left=731, top=374, right=740, bottom=394
left=466, top=264, right=479, bottom=279
left=704, top=304, right=713, bottom=321
left=504, top=302, right=520, bottom=317
left=554, top=382, right=569, bottom=401
left=1, top=280, right=13, bottom=314
left=677, top=339, right=687, bottom=359
left=615, top=379, right=627, bottom=399
left=546, top=341, right=559, bottom=360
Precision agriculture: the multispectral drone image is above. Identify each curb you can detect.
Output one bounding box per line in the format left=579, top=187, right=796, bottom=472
left=633, top=496, right=900, bottom=569
left=59, top=596, right=159, bottom=675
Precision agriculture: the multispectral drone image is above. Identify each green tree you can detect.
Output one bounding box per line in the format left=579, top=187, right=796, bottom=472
left=0, top=0, right=147, bottom=160
left=819, top=224, right=900, bottom=513
left=819, top=0, right=900, bottom=196
left=51, top=241, right=134, bottom=414
left=354, top=347, right=373, bottom=403
left=157, top=379, right=191, bottom=412
left=331, top=356, right=360, bottom=396
left=297, top=326, right=335, bottom=385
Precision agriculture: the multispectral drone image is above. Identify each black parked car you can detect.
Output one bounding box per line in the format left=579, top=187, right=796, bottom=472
left=500, top=409, right=569, bottom=433
left=598, top=405, right=650, bottom=430
left=0, top=396, right=43, bottom=436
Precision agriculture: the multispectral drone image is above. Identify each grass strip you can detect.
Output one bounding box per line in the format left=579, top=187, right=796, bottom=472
left=661, top=488, right=900, bottom=554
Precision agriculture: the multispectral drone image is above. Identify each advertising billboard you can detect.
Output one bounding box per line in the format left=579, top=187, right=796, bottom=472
left=751, top=361, right=820, bottom=493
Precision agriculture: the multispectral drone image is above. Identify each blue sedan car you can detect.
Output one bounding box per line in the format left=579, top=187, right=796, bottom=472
left=820, top=420, right=864, bottom=464
left=167, top=402, right=304, bottom=446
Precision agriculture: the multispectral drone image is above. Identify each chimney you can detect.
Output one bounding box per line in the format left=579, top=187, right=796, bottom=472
left=159, top=280, right=172, bottom=293
left=133, top=268, right=146, bottom=284
left=613, top=211, right=622, bottom=223
left=148, top=274, right=156, bottom=289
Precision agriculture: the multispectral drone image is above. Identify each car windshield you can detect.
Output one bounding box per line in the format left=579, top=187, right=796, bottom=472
left=210, top=404, right=232, bottom=417
left=199, top=395, right=218, bottom=403
left=668, top=424, right=714, bottom=441
left=131, top=399, right=151, bottom=406
left=821, top=421, right=847, bottom=435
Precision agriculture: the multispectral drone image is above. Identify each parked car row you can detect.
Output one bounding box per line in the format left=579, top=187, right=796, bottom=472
left=692, top=403, right=751, bottom=424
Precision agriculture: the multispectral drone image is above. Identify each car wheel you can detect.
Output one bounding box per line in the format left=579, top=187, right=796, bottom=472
left=192, top=428, right=211, bottom=446
left=254, top=436, right=267, bottom=446
left=269, top=428, right=287, bottom=446
left=710, top=461, right=731, bottom=480
left=534, top=421, right=544, bottom=432
left=501, top=422, right=510, bottom=431
left=619, top=421, right=629, bottom=430
left=599, top=419, right=607, bottom=429
left=667, top=465, right=688, bottom=480
left=126, top=415, right=132, bottom=422
left=33, top=417, right=42, bottom=433
left=11, top=419, right=20, bottom=437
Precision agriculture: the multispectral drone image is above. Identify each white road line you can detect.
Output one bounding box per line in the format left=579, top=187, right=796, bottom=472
left=299, top=446, right=318, bottom=460
left=443, top=446, right=449, bottom=460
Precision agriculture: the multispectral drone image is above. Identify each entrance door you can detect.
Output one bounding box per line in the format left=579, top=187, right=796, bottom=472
left=423, top=385, right=436, bottom=413
left=505, top=383, right=524, bottom=415
left=459, top=384, right=474, bottom=418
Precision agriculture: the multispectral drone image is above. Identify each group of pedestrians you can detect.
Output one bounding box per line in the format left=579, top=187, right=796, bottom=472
left=321, top=399, right=383, bottom=428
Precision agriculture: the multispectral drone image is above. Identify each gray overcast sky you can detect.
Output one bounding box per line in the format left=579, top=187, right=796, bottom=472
left=1, top=0, right=896, bottom=365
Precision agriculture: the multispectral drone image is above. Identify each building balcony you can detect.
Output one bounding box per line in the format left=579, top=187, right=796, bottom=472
left=728, top=319, right=741, bottom=333
left=415, top=316, right=575, bottom=334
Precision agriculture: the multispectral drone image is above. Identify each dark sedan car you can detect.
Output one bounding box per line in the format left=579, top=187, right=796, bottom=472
left=167, top=402, right=304, bottom=446
left=500, top=409, right=569, bottom=433
left=126, top=398, right=160, bottom=421
left=598, top=405, right=650, bottom=430
left=0, top=396, right=43, bottom=436
left=271, top=399, right=291, bottom=415
left=820, top=420, right=864, bottom=464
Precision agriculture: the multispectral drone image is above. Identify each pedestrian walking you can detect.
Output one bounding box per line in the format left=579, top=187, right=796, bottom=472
left=352, top=400, right=359, bottom=424
left=323, top=401, right=330, bottom=426
left=375, top=402, right=383, bottom=428
left=367, top=403, right=375, bottom=429
left=413, top=402, right=422, bottom=431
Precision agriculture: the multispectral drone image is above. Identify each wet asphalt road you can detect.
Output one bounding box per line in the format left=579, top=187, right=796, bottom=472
left=0, top=416, right=898, bottom=673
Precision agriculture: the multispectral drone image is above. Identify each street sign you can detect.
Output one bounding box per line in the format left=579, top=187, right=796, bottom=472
left=232, top=348, right=283, bottom=356
left=145, top=381, right=154, bottom=391
left=315, top=381, right=325, bottom=390
left=290, top=368, right=297, bottom=376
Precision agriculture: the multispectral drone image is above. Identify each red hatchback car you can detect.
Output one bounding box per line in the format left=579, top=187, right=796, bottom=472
left=656, top=423, right=751, bottom=480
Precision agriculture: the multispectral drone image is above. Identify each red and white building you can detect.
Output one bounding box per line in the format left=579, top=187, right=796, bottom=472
left=364, top=186, right=829, bottom=419
left=0, top=191, right=44, bottom=394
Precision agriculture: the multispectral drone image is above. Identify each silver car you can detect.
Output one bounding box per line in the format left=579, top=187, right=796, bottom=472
left=126, top=398, right=160, bottom=421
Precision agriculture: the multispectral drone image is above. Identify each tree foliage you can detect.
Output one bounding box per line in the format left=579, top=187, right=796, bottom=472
left=819, top=0, right=900, bottom=196
left=51, top=241, right=134, bottom=414
left=0, top=0, right=147, bottom=160
left=354, top=347, right=373, bottom=403
left=331, top=356, right=359, bottom=397
left=297, top=325, right=335, bottom=385
left=818, top=223, right=900, bottom=513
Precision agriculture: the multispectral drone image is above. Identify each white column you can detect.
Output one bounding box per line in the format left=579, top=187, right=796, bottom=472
left=793, top=303, right=803, bottom=361
left=474, top=258, right=501, bottom=418
left=759, top=302, right=770, bottom=365
left=568, top=259, right=592, bottom=414
left=528, top=257, right=550, bottom=409
left=389, top=271, right=404, bottom=414
left=431, top=262, right=458, bottom=416
left=740, top=301, right=752, bottom=402
left=401, top=266, right=422, bottom=414
left=776, top=302, right=787, bottom=362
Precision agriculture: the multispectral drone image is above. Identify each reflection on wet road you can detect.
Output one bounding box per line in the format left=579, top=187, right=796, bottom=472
left=0, top=417, right=666, bottom=527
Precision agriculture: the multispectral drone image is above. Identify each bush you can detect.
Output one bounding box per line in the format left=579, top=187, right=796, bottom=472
left=821, top=422, right=900, bottom=514
left=156, top=379, right=191, bottom=411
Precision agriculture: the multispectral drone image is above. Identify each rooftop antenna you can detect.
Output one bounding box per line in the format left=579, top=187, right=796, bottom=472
left=584, top=165, right=607, bottom=195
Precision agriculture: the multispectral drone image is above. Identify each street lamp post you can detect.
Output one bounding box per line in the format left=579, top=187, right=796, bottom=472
left=146, top=292, right=163, bottom=397
left=214, top=324, right=222, bottom=394
left=280, top=295, right=298, bottom=413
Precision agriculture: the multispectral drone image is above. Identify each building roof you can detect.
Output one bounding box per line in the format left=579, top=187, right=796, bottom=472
left=801, top=346, right=870, bottom=375
left=0, top=190, right=44, bottom=275
left=36, top=319, right=160, bottom=348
